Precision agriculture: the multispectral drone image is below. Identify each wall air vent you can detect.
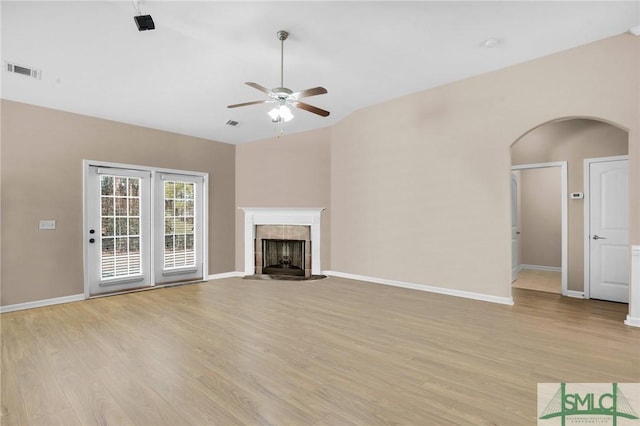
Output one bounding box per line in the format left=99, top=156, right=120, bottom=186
left=5, top=62, right=41, bottom=79
left=226, top=120, right=239, bottom=126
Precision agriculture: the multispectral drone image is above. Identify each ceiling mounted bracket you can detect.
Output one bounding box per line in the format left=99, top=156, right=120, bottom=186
left=277, top=30, right=289, bottom=41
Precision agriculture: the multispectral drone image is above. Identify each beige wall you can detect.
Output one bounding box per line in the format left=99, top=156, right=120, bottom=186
left=512, top=119, right=628, bottom=291
left=330, top=34, right=639, bottom=298
left=1, top=100, right=236, bottom=306
left=235, top=128, right=331, bottom=272
left=2, top=34, right=638, bottom=307
left=519, top=167, right=562, bottom=268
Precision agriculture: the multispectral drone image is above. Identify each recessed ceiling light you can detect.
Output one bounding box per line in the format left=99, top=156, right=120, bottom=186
left=482, top=38, right=500, bottom=48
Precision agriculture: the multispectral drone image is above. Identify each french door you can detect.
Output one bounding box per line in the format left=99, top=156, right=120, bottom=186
left=85, top=163, right=206, bottom=297
left=154, top=173, right=204, bottom=285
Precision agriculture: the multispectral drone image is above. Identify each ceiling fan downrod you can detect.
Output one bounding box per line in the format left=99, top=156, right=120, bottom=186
left=277, top=30, right=288, bottom=89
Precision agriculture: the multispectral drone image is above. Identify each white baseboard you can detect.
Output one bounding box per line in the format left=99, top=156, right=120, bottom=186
left=624, top=315, right=640, bottom=328
left=0, top=294, right=85, bottom=314
left=567, top=290, right=585, bottom=299
left=323, top=271, right=514, bottom=306
left=520, top=264, right=562, bottom=272
left=207, top=271, right=244, bottom=280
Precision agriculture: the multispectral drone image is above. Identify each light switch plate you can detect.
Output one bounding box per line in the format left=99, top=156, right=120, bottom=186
left=39, top=220, right=56, bottom=230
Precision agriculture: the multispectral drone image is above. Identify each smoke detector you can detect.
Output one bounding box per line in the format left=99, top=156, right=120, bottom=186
left=482, top=38, right=500, bottom=48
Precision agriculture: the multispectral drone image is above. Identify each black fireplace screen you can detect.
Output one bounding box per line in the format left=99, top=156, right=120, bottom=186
left=262, top=239, right=305, bottom=276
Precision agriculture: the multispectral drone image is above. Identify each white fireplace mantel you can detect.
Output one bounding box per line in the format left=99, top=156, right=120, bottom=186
left=240, top=207, right=325, bottom=276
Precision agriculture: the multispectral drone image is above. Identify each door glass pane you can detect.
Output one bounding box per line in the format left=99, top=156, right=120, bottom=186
left=100, top=175, right=142, bottom=279
left=163, top=180, right=196, bottom=270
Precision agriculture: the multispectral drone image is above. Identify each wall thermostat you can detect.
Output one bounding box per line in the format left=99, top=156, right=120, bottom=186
left=571, top=192, right=584, bottom=199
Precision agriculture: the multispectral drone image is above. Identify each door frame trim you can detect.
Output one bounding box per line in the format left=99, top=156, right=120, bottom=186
left=510, top=173, right=519, bottom=282
left=82, top=160, right=209, bottom=298
left=512, top=161, right=568, bottom=296
left=583, top=155, right=629, bottom=300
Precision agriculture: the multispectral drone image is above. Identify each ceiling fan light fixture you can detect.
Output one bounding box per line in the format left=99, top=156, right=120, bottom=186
left=267, top=107, right=279, bottom=121
left=280, top=105, right=294, bottom=122
left=268, top=105, right=294, bottom=122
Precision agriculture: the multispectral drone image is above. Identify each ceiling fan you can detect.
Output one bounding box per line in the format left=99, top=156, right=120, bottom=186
left=227, top=30, right=330, bottom=124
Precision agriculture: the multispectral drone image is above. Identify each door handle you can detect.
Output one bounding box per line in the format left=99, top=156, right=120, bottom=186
left=592, top=235, right=607, bottom=240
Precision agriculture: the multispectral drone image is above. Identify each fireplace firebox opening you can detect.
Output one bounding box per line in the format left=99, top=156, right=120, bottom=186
left=262, top=239, right=305, bottom=276
left=253, top=224, right=312, bottom=277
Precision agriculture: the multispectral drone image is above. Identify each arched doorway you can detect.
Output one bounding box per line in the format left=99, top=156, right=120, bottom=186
left=510, top=117, right=629, bottom=301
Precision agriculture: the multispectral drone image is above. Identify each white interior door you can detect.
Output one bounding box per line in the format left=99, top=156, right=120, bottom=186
left=587, top=158, right=629, bottom=303
left=86, top=166, right=152, bottom=295
left=154, top=173, right=204, bottom=285
left=511, top=173, right=519, bottom=282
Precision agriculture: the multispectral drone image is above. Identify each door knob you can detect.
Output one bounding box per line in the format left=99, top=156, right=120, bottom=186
left=592, top=235, right=607, bottom=240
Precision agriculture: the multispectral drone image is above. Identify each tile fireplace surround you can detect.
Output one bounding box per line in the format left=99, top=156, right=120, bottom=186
left=240, top=208, right=324, bottom=276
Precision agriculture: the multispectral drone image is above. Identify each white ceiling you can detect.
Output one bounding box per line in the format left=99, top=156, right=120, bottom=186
left=2, top=1, right=639, bottom=144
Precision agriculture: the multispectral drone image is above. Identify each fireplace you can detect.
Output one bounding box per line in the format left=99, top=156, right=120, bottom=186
left=262, top=239, right=305, bottom=276
left=254, top=224, right=311, bottom=276
left=240, top=208, right=324, bottom=277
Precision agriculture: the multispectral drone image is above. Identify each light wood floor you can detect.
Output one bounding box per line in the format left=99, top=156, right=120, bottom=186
left=512, top=269, right=561, bottom=294
left=2, top=277, right=638, bottom=425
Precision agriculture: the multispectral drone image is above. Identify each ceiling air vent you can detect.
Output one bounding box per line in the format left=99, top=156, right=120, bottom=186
left=6, top=62, right=41, bottom=79
left=226, top=120, right=239, bottom=126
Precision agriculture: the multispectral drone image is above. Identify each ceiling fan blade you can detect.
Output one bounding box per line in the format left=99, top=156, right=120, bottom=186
left=227, top=100, right=272, bottom=108
left=290, top=86, right=328, bottom=99
left=245, top=82, right=272, bottom=95
left=291, top=101, right=330, bottom=117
